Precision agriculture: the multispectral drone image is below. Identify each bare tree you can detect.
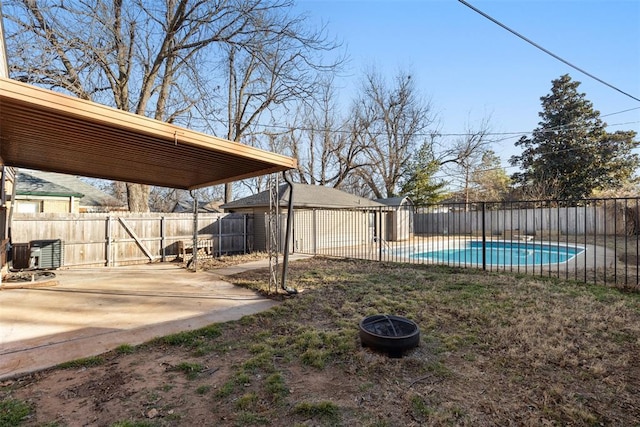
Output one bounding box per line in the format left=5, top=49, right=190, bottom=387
left=4, top=0, right=342, bottom=208
left=468, top=150, right=511, bottom=202
left=207, top=5, right=345, bottom=202
left=285, top=76, right=368, bottom=188
left=513, top=172, right=566, bottom=202
left=350, top=68, right=435, bottom=198
left=147, top=185, right=223, bottom=212
left=148, top=187, right=188, bottom=213
left=438, top=117, right=493, bottom=205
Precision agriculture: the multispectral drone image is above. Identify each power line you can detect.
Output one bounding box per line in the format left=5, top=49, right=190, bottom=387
left=266, top=120, right=639, bottom=139
left=602, top=106, right=640, bottom=118
left=458, top=0, right=640, bottom=103
left=182, top=111, right=639, bottom=139
left=172, top=96, right=640, bottom=139
left=434, top=131, right=640, bottom=184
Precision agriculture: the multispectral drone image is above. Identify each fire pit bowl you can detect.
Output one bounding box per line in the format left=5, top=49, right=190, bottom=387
left=359, top=314, right=420, bottom=358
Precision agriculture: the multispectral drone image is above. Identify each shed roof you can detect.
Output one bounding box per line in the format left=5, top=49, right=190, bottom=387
left=16, top=169, right=124, bottom=208
left=374, top=196, right=413, bottom=207
left=221, top=183, right=385, bottom=210
left=0, top=78, right=296, bottom=190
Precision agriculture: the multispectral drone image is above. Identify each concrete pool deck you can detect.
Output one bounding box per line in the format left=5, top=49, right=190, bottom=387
left=0, top=256, right=310, bottom=380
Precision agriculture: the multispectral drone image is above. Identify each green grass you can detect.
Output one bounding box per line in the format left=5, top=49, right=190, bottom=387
left=410, top=395, right=433, bottom=419
left=57, top=355, right=104, bottom=369
left=157, top=324, right=221, bottom=348
left=235, top=392, right=258, bottom=410
left=175, top=362, right=204, bottom=380
left=115, top=344, right=135, bottom=354
left=214, top=380, right=236, bottom=398
left=0, top=398, right=31, bottom=426
left=195, top=385, right=211, bottom=395
left=292, top=401, right=340, bottom=421
left=265, top=373, right=289, bottom=401
left=110, top=421, right=155, bottom=427
left=235, top=411, right=270, bottom=426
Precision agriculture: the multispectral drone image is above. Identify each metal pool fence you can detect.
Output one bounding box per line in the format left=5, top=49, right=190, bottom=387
left=291, top=198, right=640, bottom=290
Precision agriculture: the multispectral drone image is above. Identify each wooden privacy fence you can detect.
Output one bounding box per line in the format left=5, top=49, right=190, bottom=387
left=11, top=212, right=253, bottom=267
left=414, top=200, right=640, bottom=236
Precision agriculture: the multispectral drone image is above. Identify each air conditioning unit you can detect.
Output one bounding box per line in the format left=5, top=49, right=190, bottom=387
left=29, top=239, right=63, bottom=269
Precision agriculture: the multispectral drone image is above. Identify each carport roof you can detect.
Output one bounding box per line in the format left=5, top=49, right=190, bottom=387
left=0, top=78, right=297, bottom=190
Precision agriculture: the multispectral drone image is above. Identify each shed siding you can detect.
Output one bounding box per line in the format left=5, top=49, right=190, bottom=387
left=294, top=209, right=375, bottom=254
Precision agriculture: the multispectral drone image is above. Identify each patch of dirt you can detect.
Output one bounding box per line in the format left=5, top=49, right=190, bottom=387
left=196, top=252, right=270, bottom=268
left=5, top=342, right=359, bottom=426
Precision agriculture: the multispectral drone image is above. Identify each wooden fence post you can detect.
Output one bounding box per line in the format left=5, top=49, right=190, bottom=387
left=218, top=215, right=222, bottom=256
left=106, top=215, right=112, bottom=267
left=243, top=214, right=247, bottom=254
left=161, top=216, right=166, bottom=262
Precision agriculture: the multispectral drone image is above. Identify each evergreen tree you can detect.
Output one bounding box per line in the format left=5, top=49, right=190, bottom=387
left=400, top=143, right=448, bottom=205
left=510, top=74, right=639, bottom=201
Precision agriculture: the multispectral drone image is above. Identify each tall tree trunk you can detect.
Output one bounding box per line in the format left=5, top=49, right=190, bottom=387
left=224, top=183, right=233, bottom=204
left=127, top=183, right=150, bottom=212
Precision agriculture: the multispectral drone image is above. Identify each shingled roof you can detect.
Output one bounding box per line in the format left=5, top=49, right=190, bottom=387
left=172, top=200, right=221, bottom=213
left=221, top=183, right=384, bottom=210
left=374, top=196, right=413, bottom=207
left=16, top=169, right=125, bottom=210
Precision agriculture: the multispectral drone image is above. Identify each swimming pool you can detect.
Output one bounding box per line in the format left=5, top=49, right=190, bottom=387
left=410, top=241, right=585, bottom=266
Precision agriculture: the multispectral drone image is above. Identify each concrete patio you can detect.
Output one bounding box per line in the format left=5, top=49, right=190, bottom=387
left=0, top=258, right=304, bottom=380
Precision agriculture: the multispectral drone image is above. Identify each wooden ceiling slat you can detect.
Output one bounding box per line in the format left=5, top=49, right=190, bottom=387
left=0, top=78, right=296, bottom=189
left=3, top=103, right=270, bottom=170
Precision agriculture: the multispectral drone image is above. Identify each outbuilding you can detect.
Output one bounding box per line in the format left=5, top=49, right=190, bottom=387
left=374, top=196, right=414, bottom=241
left=222, top=183, right=385, bottom=252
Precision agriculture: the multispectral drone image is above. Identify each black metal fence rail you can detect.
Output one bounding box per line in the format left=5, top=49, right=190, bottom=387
left=292, top=198, right=640, bottom=290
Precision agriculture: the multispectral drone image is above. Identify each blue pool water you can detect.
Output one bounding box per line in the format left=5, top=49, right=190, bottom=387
left=410, top=241, right=584, bottom=266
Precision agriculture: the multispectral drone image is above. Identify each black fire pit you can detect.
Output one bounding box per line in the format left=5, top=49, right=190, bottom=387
left=359, top=314, right=420, bottom=358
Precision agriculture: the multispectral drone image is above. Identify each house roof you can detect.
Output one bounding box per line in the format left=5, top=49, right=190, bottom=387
left=16, top=169, right=125, bottom=208
left=374, top=196, right=413, bottom=207
left=221, top=183, right=385, bottom=210
left=0, top=78, right=297, bottom=190
left=172, top=200, right=221, bottom=213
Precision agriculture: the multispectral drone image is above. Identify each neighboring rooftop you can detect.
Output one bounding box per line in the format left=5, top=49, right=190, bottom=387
left=221, top=183, right=385, bottom=210
left=16, top=169, right=125, bottom=211
left=172, top=200, right=222, bottom=213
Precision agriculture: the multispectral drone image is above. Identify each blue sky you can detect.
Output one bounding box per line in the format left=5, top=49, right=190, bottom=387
left=294, top=0, right=640, bottom=174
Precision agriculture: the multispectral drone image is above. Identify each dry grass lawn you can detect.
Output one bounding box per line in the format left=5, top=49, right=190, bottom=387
left=1, top=256, right=639, bottom=426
